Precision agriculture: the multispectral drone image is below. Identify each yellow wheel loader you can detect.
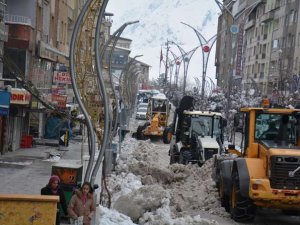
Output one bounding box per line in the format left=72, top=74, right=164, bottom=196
left=136, top=93, right=170, bottom=140
left=213, top=104, right=300, bottom=222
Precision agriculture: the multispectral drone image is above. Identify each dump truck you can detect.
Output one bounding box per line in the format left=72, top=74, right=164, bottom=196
left=165, top=96, right=227, bottom=165
left=213, top=105, right=300, bottom=222
left=136, top=93, right=170, bottom=140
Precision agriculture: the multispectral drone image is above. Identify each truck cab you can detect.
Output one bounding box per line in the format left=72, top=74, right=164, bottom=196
left=169, top=110, right=226, bottom=165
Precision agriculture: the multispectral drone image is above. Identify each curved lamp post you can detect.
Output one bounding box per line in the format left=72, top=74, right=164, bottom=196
left=69, top=0, right=107, bottom=182
left=168, top=49, right=182, bottom=90
left=169, top=41, right=199, bottom=95
left=102, top=20, right=139, bottom=145
left=181, top=22, right=217, bottom=100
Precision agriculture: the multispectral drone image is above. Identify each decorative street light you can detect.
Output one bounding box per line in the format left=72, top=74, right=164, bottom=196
left=181, top=22, right=217, bottom=100
left=103, top=20, right=139, bottom=144
left=168, top=49, right=182, bottom=89
left=169, top=40, right=199, bottom=95
left=69, top=0, right=109, bottom=183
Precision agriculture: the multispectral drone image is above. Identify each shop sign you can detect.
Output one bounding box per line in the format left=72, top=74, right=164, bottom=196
left=0, top=90, right=10, bottom=115
left=52, top=86, right=66, bottom=95
left=52, top=94, right=67, bottom=108
left=10, top=88, right=31, bottom=105
left=53, top=71, right=71, bottom=84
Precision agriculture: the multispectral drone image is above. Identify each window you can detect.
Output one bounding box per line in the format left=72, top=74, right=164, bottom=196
left=290, top=10, right=295, bottom=24
left=273, top=19, right=279, bottom=30
left=255, top=113, right=298, bottom=147
left=272, top=39, right=279, bottom=49
left=42, top=1, right=50, bottom=39
left=295, top=57, right=299, bottom=71
left=294, top=10, right=298, bottom=23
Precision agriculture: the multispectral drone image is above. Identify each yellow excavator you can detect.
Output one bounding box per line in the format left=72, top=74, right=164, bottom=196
left=213, top=101, right=300, bottom=222
left=136, top=93, right=170, bottom=140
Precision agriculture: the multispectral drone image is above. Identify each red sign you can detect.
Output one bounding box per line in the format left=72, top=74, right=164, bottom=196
left=52, top=94, right=67, bottom=108
left=53, top=71, right=71, bottom=84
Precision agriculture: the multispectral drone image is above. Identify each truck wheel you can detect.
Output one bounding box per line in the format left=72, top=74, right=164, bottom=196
left=219, top=178, right=230, bottom=212
left=230, top=170, right=256, bottom=222
left=136, top=125, right=145, bottom=140
left=163, top=127, right=172, bottom=144
left=179, top=150, right=191, bottom=165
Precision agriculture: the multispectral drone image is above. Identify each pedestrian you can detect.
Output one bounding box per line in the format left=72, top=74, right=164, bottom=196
left=68, top=182, right=96, bottom=225
left=41, top=175, right=68, bottom=225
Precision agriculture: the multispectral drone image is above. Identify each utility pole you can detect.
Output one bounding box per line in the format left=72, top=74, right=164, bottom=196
left=164, top=40, right=169, bottom=88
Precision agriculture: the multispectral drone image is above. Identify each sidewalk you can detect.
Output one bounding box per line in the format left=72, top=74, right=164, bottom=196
left=0, top=137, right=88, bottom=224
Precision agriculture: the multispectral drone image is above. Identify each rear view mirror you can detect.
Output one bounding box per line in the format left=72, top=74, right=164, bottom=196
left=222, top=119, right=227, bottom=127
left=234, top=114, right=240, bottom=127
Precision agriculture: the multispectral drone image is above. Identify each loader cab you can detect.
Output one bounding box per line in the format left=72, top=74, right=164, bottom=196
left=235, top=107, right=300, bottom=156
left=147, top=94, right=169, bottom=121
left=177, top=111, right=225, bottom=145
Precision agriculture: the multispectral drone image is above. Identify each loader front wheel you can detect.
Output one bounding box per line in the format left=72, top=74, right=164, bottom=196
left=163, top=127, right=172, bottom=144
left=230, top=170, right=256, bottom=222
left=136, top=125, right=145, bottom=140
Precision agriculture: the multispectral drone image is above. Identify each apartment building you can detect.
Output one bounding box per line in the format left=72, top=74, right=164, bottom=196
left=0, top=0, right=8, bottom=154
left=216, top=0, right=300, bottom=102
left=2, top=0, right=72, bottom=151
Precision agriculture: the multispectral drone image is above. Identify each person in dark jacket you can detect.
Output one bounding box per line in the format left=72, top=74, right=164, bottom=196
left=41, top=175, right=68, bottom=225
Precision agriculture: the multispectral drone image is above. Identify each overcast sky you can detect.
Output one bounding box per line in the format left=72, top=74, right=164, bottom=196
left=106, top=1, right=220, bottom=88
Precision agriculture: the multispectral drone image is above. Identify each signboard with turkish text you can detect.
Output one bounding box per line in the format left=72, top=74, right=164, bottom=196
left=52, top=86, right=66, bottom=95
left=53, top=71, right=71, bottom=84
left=52, top=94, right=67, bottom=108
left=235, top=23, right=244, bottom=76
left=10, top=88, right=31, bottom=105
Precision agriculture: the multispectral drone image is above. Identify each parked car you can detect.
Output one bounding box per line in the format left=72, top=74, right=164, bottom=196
left=136, top=107, right=147, bottom=120
left=137, top=102, right=148, bottom=109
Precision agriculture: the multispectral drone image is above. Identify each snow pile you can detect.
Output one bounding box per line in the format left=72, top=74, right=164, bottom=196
left=99, top=205, right=137, bottom=225
left=103, top=135, right=228, bottom=224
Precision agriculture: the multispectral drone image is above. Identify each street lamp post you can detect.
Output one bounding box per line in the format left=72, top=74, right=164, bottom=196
left=169, top=41, right=199, bottom=95
left=181, top=22, right=217, bottom=100
left=168, top=49, right=182, bottom=90
left=118, top=55, right=142, bottom=154
left=104, top=21, right=139, bottom=143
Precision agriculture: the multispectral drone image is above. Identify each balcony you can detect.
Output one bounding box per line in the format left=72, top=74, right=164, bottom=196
left=4, top=14, right=32, bottom=27
left=4, top=14, right=33, bottom=50
left=261, top=11, right=274, bottom=22
left=68, top=5, right=74, bottom=21
left=244, top=19, right=255, bottom=31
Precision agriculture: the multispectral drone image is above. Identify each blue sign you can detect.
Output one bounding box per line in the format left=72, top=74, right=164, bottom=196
left=230, top=25, right=239, bottom=34
left=0, top=90, right=11, bottom=116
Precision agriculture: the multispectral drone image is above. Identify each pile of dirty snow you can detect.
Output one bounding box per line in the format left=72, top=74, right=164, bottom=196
left=101, top=135, right=228, bottom=224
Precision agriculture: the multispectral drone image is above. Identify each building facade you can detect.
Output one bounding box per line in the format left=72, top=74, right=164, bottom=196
left=2, top=0, right=72, bottom=152
left=216, top=0, right=300, bottom=103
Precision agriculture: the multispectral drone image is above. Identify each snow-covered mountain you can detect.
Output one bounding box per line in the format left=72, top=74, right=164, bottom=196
left=107, top=0, right=220, bottom=86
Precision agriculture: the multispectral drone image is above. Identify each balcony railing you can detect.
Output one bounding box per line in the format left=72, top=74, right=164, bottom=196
left=4, top=14, right=32, bottom=26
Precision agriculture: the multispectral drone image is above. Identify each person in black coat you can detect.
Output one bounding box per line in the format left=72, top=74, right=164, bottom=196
left=41, top=175, right=68, bottom=225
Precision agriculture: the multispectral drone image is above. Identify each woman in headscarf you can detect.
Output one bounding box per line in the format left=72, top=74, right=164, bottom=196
left=68, top=182, right=96, bottom=225
left=41, top=175, right=68, bottom=225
